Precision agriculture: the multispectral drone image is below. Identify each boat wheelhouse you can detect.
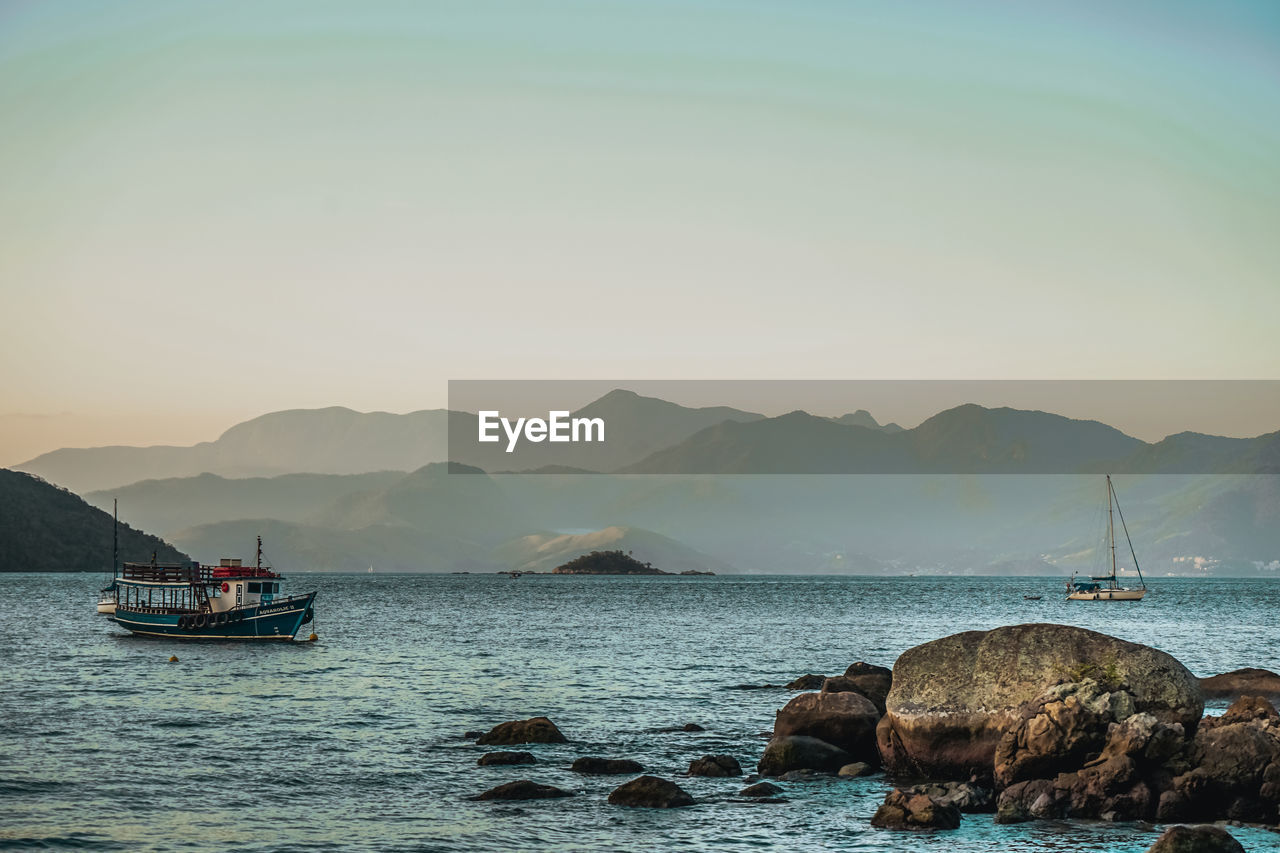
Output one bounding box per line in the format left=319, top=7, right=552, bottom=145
left=106, top=538, right=316, bottom=640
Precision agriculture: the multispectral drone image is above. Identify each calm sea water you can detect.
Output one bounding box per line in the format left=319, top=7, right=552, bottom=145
left=3, top=574, right=1280, bottom=853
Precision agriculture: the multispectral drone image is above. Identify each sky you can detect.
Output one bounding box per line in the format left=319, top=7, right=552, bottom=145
left=2, top=0, right=1278, bottom=464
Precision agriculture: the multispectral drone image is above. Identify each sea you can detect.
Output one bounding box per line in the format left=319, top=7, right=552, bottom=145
left=3, top=573, right=1280, bottom=853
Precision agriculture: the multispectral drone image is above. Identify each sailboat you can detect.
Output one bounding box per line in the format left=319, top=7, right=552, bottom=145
left=1067, top=475, right=1148, bottom=601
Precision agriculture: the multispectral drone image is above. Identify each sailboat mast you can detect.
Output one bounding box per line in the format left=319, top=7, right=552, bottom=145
left=1107, top=474, right=1117, bottom=580
left=113, top=498, right=118, bottom=577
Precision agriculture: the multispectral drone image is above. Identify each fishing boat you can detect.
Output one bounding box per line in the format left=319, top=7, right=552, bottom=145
left=1067, top=475, right=1148, bottom=601
left=107, top=537, right=317, bottom=640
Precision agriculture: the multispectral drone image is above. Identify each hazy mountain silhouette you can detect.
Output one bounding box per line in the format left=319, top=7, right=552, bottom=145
left=17, top=391, right=766, bottom=492
left=619, top=404, right=1278, bottom=475
left=828, top=409, right=903, bottom=432
left=18, top=407, right=455, bottom=493
left=0, top=469, right=188, bottom=572
left=85, top=470, right=406, bottom=535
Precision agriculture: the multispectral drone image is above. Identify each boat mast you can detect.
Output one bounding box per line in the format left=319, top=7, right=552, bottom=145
left=1110, top=476, right=1147, bottom=590
left=113, top=498, right=118, bottom=577
left=1107, top=474, right=1117, bottom=582
left=257, top=535, right=262, bottom=572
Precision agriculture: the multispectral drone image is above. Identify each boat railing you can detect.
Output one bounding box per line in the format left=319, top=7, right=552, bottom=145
left=120, top=563, right=214, bottom=584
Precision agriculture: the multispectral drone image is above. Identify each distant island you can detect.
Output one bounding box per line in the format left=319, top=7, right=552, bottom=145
left=551, top=550, right=718, bottom=575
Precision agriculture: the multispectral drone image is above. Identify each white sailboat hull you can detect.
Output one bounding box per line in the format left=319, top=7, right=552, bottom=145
left=1067, top=587, right=1147, bottom=601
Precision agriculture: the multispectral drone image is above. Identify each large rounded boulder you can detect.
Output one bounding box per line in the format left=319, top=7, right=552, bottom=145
left=774, top=691, right=880, bottom=761
left=876, top=624, right=1202, bottom=782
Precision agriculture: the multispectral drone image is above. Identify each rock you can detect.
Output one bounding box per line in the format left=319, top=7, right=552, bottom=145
left=786, top=674, right=827, bottom=690
left=463, top=730, right=484, bottom=739
left=1146, top=824, right=1245, bottom=853
left=739, top=781, right=784, bottom=798
left=830, top=662, right=893, bottom=713
left=877, top=624, right=1203, bottom=781
left=995, top=778, right=1066, bottom=824
left=870, top=789, right=961, bottom=830
left=1160, top=696, right=1280, bottom=823
left=906, top=781, right=993, bottom=813
left=1201, top=668, right=1280, bottom=701
left=682, top=723, right=705, bottom=732
left=687, top=754, right=742, bottom=777
left=571, top=757, right=644, bottom=775
left=748, top=797, right=788, bottom=804
left=607, top=775, right=695, bottom=808
left=477, top=751, right=537, bottom=766
left=757, top=735, right=852, bottom=777
left=838, top=762, right=874, bottom=778
left=778, top=769, right=831, bottom=781
left=1202, top=694, right=1280, bottom=730
left=475, top=716, right=567, bottom=746
left=993, top=680, right=1146, bottom=788
left=470, top=780, right=573, bottom=801
left=773, top=691, right=880, bottom=761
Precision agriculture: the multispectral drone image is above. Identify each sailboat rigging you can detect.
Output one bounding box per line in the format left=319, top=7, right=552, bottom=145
left=1067, top=475, right=1148, bottom=601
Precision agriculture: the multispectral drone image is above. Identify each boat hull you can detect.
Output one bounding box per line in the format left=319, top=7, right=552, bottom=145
left=110, top=593, right=316, bottom=640
left=1067, top=588, right=1147, bottom=601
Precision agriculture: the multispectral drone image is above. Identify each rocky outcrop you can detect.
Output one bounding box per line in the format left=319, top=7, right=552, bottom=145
left=870, top=789, right=961, bottom=830
left=786, top=674, right=827, bottom=690
left=687, top=754, right=742, bottom=777
left=475, top=716, right=567, bottom=746
left=1146, top=824, right=1245, bottom=853
left=471, top=780, right=573, bottom=800
left=877, top=624, right=1203, bottom=782
left=477, top=751, right=537, bottom=766
left=571, top=757, right=644, bottom=775
left=773, top=691, right=880, bottom=761
left=1158, top=695, right=1280, bottom=823
left=1201, top=668, right=1280, bottom=701
left=996, top=710, right=1187, bottom=823
left=607, top=775, right=695, bottom=808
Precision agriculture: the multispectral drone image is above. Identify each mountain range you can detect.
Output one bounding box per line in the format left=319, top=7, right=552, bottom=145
left=0, top=469, right=188, bottom=572
left=8, top=389, right=1280, bottom=576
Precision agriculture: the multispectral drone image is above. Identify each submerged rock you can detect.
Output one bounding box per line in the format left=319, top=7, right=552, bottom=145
left=773, top=691, right=880, bottom=762
left=757, top=735, right=852, bottom=777
left=475, top=716, right=567, bottom=746
left=739, top=781, right=784, bottom=798
left=876, top=624, right=1203, bottom=782
left=607, top=775, right=695, bottom=808
left=571, top=757, right=644, bottom=775
left=687, top=754, right=742, bottom=777
left=470, top=780, right=573, bottom=801
left=870, top=789, right=961, bottom=830
left=477, top=751, right=537, bottom=766
left=1201, top=668, right=1280, bottom=701
left=786, top=674, right=827, bottom=690
left=837, top=762, right=874, bottom=778
left=1146, top=824, right=1245, bottom=853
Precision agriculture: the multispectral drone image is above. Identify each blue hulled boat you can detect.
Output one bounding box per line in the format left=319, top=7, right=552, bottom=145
left=105, top=537, right=316, bottom=641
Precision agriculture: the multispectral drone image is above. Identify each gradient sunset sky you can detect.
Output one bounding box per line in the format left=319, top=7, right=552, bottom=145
left=2, top=1, right=1278, bottom=463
